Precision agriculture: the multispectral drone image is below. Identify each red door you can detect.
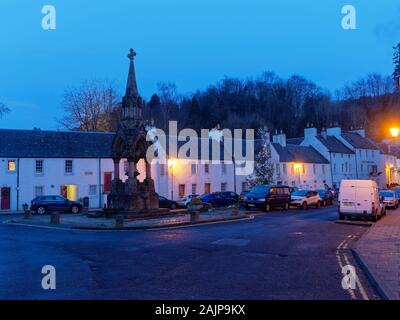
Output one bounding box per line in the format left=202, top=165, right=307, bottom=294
left=104, top=172, right=112, bottom=193
left=1, top=187, right=11, bottom=210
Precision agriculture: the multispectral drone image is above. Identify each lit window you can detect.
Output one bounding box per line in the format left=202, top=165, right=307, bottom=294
left=65, top=160, right=73, bottom=174
left=7, top=160, right=16, bottom=172
left=35, top=160, right=43, bottom=174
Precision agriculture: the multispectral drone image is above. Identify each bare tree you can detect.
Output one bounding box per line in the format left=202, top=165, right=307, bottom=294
left=0, top=102, right=10, bottom=118
left=59, top=80, right=120, bottom=132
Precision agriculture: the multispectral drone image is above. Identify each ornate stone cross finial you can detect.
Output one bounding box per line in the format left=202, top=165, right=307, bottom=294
left=127, top=48, right=136, bottom=61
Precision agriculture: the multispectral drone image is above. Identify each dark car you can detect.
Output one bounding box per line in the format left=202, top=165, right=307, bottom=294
left=159, top=196, right=178, bottom=209
left=30, top=195, right=82, bottom=215
left=200, top=193, right=236, bottom=207
left=316, top=189, right=334, bottom=206
left=243, top=185, right=291, bottom=211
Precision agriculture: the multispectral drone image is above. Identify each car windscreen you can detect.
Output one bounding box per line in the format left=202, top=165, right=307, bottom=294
left=292, top=190, right=308, bottom=197
left=380, top=191, right=394, bottom=197
left=249, top=186, right=270, bottom=195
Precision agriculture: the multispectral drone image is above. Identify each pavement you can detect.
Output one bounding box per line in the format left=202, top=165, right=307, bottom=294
left=4, top=209, right=249, bottom=230
left=0, top=205, right=382, bottom=300
left=353, top=207, right=400, bottom=300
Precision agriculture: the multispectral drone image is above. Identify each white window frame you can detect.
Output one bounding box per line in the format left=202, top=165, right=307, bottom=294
left=65, top=159, right=73, bottom=174
left=35, top=159, right=44, bottom=174
left=89, top=184, right=97, bottom=196
left=34, top=185, right=44, bottom=197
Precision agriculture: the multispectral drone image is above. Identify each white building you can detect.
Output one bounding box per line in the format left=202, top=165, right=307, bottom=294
left=0, top=129, right=250, bottom=212
left=270, top=132, right=332, bottom=189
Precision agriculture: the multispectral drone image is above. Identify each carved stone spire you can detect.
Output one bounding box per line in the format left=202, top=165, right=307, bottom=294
left=122, top=48, right=142, bottom=121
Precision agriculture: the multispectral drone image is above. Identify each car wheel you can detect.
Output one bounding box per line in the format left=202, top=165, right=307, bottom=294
left=301, top=202, right=308, bottom=210
left=71, top=205, right=80, bottom=214
left=265, top=203, right=271, bottom=212
left=339, top=214, right=345, bottom=220
left=37, top=206, right=46, bottom=215
left=170, top=203, right=177, bottom=209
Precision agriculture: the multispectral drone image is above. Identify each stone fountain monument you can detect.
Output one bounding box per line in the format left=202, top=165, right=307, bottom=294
left=107, top=49, right=159, bottom=214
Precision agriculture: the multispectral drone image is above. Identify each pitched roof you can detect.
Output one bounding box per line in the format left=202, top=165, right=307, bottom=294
left=0, top=129, right=114, bottom=158
left=316, top=135, right=354, bottom=154
left=272, top=143, right=329, bottom=164
left=0, top=129, right=256, bottom=161
left=286, top=137, right=303, bottom=145
left=341, top=131, right=379, bottom=150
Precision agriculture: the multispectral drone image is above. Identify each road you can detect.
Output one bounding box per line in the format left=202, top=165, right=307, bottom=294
left=0, top=205, right=381, bottom=300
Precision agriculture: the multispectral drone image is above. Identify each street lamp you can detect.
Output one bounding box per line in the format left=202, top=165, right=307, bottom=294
left=390, top=127, right=400, bottom=138
left=168, top=159, right=176, bottom=200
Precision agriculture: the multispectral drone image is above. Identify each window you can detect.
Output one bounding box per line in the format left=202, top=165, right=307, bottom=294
left=222, top=162, right=227, bottom=174
left=342, top=164, right=344, bottom=173
left=65, top=160, right=73, bottom=174
left=349, top=164, right=352, bottom=172
left=345, top=162, right=348, bottom=172
left=7, top=160, right=16, bottom=172
left=204, top=163, right=210, bottom=174
left=191, top=184, right=197, bottom=195
left=89, top=185, right=97, bottom=196
left=361, top=164, right=364, bottom=173
left=322, top=164, right=325, bottom=174
left=35, top=160, right=43, bottom=174
left=313, top=164, right=316, bottom=174
left=276, top=164, right=280, bottom=177
left=302, top=164, right=306, bottom=174
left=191, top=163, right=197, bottom=175
left=291, top=164, right=295, bottom=175
left=34, top=186, right=44, bottom=197
left=282, top=164, right=287, bottom=175
left=221, top=182, right=227, bottom=192
left=334, top=164, right=337, bottom=173
left=366, top=150, right=369, bottom=158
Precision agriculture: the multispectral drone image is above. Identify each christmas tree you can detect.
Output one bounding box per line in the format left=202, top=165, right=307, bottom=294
left=246, top=127, right=274, bottom=188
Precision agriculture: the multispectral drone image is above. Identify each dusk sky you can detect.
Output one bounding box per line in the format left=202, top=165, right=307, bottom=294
left=0, top=0, right=399, bottom=130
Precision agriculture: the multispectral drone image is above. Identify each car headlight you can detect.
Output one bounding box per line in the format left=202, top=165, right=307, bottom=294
left=257, top=198, right=265, bottom=202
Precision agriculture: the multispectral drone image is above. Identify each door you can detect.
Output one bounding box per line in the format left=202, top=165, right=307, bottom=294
left=1, top=187, right=11, bottom=210
left=204, top=183, right=211, bottom=194
left=104, top=172, right=112, bottom=193
left=178, top=184, right=185, bottom=199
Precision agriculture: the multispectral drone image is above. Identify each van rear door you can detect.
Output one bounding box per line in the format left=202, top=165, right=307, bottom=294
left=340, top=186, right=357, bottom=213
left=355, top=187, right=372, bottom=214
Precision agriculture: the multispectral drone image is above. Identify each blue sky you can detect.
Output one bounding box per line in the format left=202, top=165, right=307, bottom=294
left=0, top=0, right=399, bottom=130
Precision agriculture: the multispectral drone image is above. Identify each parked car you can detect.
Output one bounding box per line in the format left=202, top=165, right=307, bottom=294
left=379, top=190, right=399, bottom=209
left=392, top=187, right=400, bottom=199
left=177, top=194, right=200, bottom=207
left=316, top=189, right=334, bottom=206
left=30, top=195, right=82, bottom=215
left=243, top=185, right=291, bottom=211
left=200, top=193, right=236, bottom=207
left=338, top=180, right=385, bottom=222
left=290, top=190, right=322, bottom=209
left=159, top=196, right=179, bottom=209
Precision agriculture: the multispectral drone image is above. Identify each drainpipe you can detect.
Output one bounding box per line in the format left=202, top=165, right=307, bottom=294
left=98, top=158, right=102, bottom=208
left=16, top=158, right=20, bottom=211
left=233, top=156, right=237, bottom=193
left=329, top=152, right=334, bottom=187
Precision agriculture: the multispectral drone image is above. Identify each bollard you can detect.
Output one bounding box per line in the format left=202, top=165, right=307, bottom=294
left=115, top=215, right=124, bottom=228
left=51, top=212, right=60, bottom=224
left=24, top=210, right=32, bottom=219
left=190, top=211, right=200, bottom=222
left=231, top=207, right=239, bottom=216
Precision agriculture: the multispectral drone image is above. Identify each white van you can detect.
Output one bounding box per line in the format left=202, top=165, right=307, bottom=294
left=338, top=180, right=386, bottom=221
